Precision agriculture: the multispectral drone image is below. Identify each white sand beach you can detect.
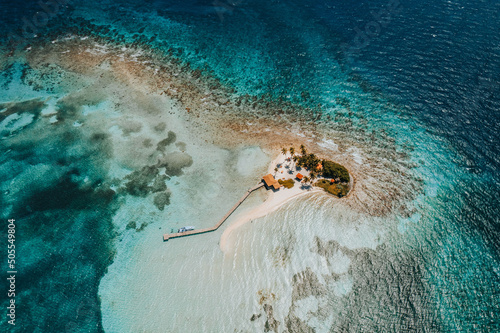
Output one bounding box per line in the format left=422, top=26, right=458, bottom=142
left=220, top=151, right=323, bottom=253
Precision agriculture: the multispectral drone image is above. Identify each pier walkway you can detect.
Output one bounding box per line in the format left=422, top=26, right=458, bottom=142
left=163, top=183, right=265, bottom=241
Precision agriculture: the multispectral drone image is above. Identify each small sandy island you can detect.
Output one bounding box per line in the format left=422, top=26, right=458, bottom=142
left=220, top=151, right=324, bottom=253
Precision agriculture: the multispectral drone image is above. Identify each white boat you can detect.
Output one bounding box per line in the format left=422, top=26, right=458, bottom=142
left=178, top=226, right=195, bottom=233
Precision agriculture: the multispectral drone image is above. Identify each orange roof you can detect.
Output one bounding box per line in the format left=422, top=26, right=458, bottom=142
left=316, top=163, right=323, bottom=170
left=262, top=174, right=281, bottom=189
left=262, top=174, right=275, bottom=186
left=296, top=173, right=304, bottom=180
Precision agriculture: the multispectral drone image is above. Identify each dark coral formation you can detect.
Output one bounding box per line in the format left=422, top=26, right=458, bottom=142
left=153, top=192, right=171, bottom=211
left=156, top=130, right=176, bottom=152
left=291, top=268, right=327, bottom=300
left=123, top=165, right=160, bottom=197
left=157, top=151, right=193, bottom=177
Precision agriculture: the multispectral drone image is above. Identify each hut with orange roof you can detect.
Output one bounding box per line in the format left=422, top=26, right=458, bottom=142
left=262, top=174, right=281, bottom=190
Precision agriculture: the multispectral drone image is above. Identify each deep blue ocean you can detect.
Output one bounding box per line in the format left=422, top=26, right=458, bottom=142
left=1, top=0, right=499, bottom=331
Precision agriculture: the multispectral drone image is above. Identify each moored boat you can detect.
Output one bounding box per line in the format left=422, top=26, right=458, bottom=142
left=178, top=226, right=195, bottom=233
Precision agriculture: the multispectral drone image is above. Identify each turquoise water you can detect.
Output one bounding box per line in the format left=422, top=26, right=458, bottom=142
left=1, top=0, right=499, bottom=331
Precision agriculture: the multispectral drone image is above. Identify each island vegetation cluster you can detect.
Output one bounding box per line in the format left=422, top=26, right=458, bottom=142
left=277, top=145, right=351, bottom=197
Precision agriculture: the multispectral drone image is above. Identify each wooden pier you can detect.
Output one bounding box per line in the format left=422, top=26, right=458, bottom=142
left=163, top=183, right=265, bottom=241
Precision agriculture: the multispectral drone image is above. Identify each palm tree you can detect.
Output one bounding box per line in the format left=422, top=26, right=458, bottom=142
left=281, top=147, right=288, bottom=156
left=289, top=147, right=296, bottom=168
left=302, top=176, right=310, bottom=184
left=300, top=144, right=306, bottom=156
left=274, top=167, right=278, bottom=176
left=310, top=172, right=317, bottom=183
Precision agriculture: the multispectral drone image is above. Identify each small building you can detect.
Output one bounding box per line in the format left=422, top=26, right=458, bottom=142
left=262, top=174, right=281, bottom=190
left=316, top=163, right=323, bottom=171
left=296, top=173, right=304, bottom=181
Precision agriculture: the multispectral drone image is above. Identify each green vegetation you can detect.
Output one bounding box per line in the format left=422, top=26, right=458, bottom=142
left=295, top=152, right=350, bottom=183
left=289, top=144, right=350, bottom=197
left=300, top=144, right=307, bottom=155
left=296, top=153, right=321, bottom=170
left=309, top=172, right=317, bottom=181
left=321, top=160, right=350, bottom=183
left=297, top=145, right=350, bottom=183
left=278, top=178, right=295, bottom=189
left=315, top=179, right=349, bottom=198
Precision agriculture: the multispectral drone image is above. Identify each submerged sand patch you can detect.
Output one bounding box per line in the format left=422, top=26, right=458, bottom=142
left=5, top=35, right=435, bottom=333
left=22, top=35, right=423, bottom=220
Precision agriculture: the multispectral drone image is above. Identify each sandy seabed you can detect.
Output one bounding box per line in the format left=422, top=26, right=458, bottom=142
left=1, top=35, right=434, bottom=332
left=13, top=34, right=422, bottom=219
left=220, top=152, right=324, bottom=253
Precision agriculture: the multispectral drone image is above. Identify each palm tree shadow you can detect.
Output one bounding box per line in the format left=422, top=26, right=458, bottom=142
left=300, top=183, right=313, bottom=190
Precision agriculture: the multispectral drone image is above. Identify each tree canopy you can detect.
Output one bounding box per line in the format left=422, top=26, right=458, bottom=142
left=321, top=160, right=350, bottom=183
left=292, top=145, right=350, bottom=184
